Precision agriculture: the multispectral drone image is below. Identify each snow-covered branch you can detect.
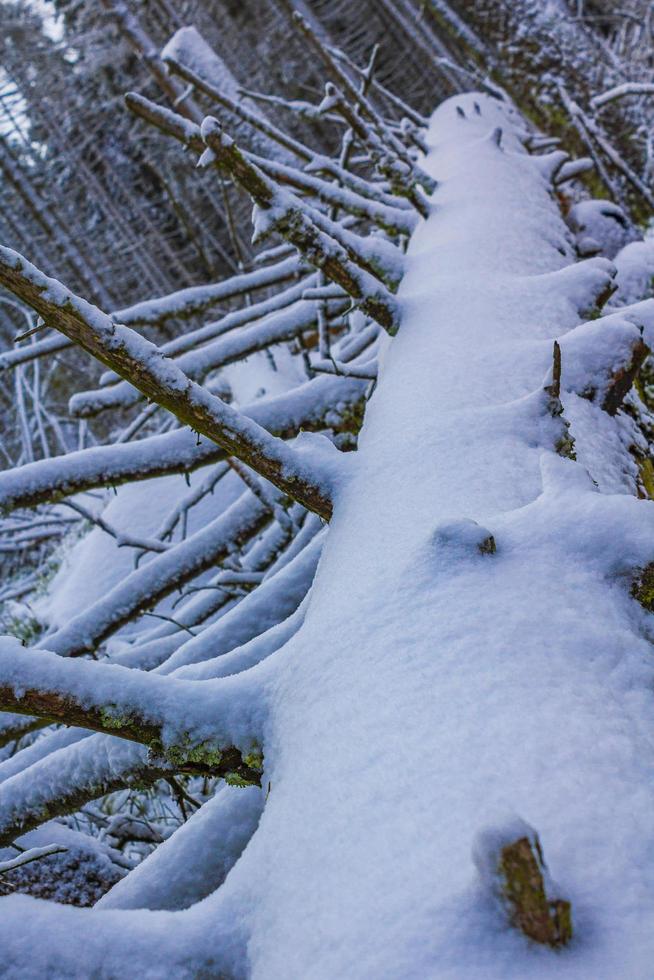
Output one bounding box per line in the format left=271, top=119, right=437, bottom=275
left=0, top=735, right=169, bottom=847
left=0, top=637, right=263, bottom=782
left=0, top=844, right=67, bottom=875
left=590, top=82, right=654, bottom=110
left=42, top=492, right=269, bottom=656
left=199, top=120, right=403, bottom=333
left=162, top=48, right=313, bottom=163
left=69, top=294, right=349, bottom=418
left=0, top=247, right=338, bottom=519
left=0, top=374, right=366, bottom=512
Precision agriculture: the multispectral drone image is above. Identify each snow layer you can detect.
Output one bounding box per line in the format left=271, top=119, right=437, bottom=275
left=235, top=94, right=654, bottom=979
left=2, top=93, right=654, bottom=980
left=97, top=785, right=262, bottom=911
left=612, top=237, right=654, bottom=306
left=35, top=467, right=242, bottom=631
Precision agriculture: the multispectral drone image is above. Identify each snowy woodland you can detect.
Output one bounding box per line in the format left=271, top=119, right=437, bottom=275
left=0, top=0, right=654, bottom=976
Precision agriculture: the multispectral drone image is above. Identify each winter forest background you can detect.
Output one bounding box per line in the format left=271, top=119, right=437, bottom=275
left=0, top=1, right=654, bottom=977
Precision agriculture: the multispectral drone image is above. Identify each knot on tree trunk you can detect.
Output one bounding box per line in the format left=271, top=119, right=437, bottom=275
left=430, top=518, right=496, bottom=558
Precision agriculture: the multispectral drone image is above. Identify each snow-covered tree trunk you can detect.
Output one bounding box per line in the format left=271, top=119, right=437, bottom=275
left=214, top=93, right=654, bottom=978
left=1, top=85, right=653, bottom=977
left=427, top=0, right=654, bottom=220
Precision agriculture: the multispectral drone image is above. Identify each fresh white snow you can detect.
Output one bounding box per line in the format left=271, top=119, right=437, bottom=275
left=1, top=91, right=654, bottom=980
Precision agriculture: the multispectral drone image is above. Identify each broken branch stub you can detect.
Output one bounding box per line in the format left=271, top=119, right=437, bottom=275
left=498, top=835, right=572, bottom=947
left=474, top=821, right=572, bottom=948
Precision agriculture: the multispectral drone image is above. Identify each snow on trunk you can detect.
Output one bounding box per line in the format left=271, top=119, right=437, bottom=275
left=2, top=92, right=654, bottom=980
left=232, top=93, right=654, bottom=978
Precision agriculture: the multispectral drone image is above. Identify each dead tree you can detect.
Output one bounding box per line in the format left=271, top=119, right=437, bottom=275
left=0, top=9, right=653, bottom=977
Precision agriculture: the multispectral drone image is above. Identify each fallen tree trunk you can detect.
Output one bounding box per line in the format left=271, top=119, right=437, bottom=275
left=1, top=90, right=654, bottom=979
left=425, top=0, right=654, bottom=220
left=230, top=91, right=654, bottom=978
